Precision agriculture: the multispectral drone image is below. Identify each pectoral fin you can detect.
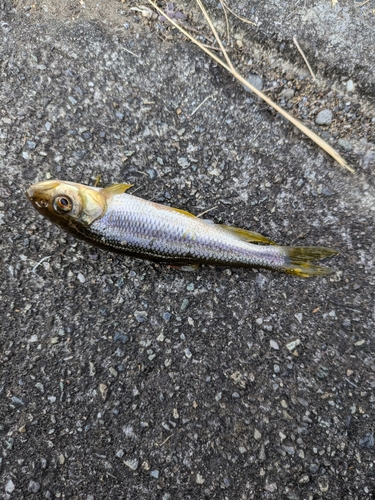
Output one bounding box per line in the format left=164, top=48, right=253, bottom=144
left=219, top=225, right=277, bottom=245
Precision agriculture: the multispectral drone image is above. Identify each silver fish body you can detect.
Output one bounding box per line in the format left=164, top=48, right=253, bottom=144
left=88, top=193, right=285, bottom=268
left=26, top=180, right=338, bottom=277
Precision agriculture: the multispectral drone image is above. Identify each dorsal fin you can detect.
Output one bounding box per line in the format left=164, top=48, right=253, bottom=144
left=101, top=183, right=133, bottom=198
left=219, top=225, right=277, bottom=245
left=170, top=207, right=196, bottom=218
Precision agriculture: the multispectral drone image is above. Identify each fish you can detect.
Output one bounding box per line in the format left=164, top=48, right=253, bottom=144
left=26, top=179, right=338, bottom=278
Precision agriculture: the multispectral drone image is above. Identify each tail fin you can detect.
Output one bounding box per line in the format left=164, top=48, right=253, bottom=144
left=280, top=246, right=339, bottom=278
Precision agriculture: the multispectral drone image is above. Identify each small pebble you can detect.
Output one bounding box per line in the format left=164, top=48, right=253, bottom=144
left=113, top=332, right=129, bottom=344
left=358, top=432, right=374, bottom=449
left=294, top=313, right=302, bottom=323
left=283, top=445, right=295, bottom=455
left=28, top=480, right=41, bottom=493
left=315, top=109, right=333, bottom=125
left=180, top=299, right=189, bottom=311
left=77, top=273, right=85, bottom=283
left=254, top=429, right=262, bottom=440
left=99, top=383, right=108, bottom=401
left=196, top=473, right=205, bottom=484
left=243, top=73, right=263, bottom=92
left=270, top=340, right=279, bottom=350
left=279, top=88, right=295, bottom=101
left=44, top=121, right=52, bottom=131
left=11, top=396, right=26, bottom=406
left=286, top=339, right=301, bottom=351
left=184, top=348, right=192, bottom=359
left=265, top=482, right=277, bottom=492
left=337, top=138, right=352, bottom=151
left=150, top=470, right=159, bottom=478
left=186, top=283, right=194, bottom=291
left=5, top=479, right=15, bottom=493
left=163, top=312, right=171, bottom=321
left=134, top=310, right=147, bottom=323
left=346, top=79, right=354, bottom=92
left=26, top=141, right=36, bottom=149
left=115, top=111, right=124, bottom=121
left=177, top=157, right=189, bottom=169
left=124, top=458, right=139, bottom=470
left=116, top=449, right=124, bottom=458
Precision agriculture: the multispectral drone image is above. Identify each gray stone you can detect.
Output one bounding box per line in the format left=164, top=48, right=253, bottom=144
left=280, top=88, right=295, bottom=101
left=124, top=458, right=139, bottom=470
left=315, top=109, right=333, bottom=125
left=337, top=138, right=352, bottom=151
left=363, top=150, right=375, bottom=170
left=358, top=433, right=374, bottom=449
left=243, top=73, right=263, bottom=92
left=5, top=480, right=15, bottom=493
left=134, top=310, right=148, bottom=322
left=28, top=480, right=41, bottom=493
left=113, top=332, right=129, bottom=344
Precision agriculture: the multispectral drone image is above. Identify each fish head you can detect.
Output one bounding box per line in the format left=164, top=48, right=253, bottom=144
left=26, top=180, right=107, bottom=229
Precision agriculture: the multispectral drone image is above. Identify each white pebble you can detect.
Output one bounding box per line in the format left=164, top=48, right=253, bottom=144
left=124, top=458, right=139, bottom=471
left=346, top=79, right=354, bottom=92
left=294, top=313, right=303, bottom=323
left=286, top=339, right=301, bottom=351
left=77, top=273, right=85, bottom=283
left=196, top=473, right=205, bottom=484
left=270, top=340, right=279, bottom=350
left=5, top=480, right=15, bottom=493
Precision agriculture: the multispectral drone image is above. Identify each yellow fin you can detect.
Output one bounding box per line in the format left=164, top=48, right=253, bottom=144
left=171, top=207, right=196, bottom=218
left=281, top=246, right=339, bottom=277
left=219, top=225, right=277, bottom=245
left=101, top=183, right=134, bottom=198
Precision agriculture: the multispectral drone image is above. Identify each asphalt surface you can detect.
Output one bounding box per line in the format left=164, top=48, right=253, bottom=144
left=1, top=1, right=375, bottom=499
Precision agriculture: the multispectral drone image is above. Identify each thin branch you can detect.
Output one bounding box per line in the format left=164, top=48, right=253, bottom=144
left=196, top=0, right=234, bottom=73
left=218, top=0, right=230, bottom=48
left=196, top=205, right=218, bottom=217
left=190, top=95, right=213, bottom=116
left=293, top=37, right=316, bottom=81
left=220, top=0, right=257, bottom=26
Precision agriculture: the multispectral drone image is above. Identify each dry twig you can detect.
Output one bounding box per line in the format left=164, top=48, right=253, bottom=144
left=293, top=37, right=316, bottom=81
left=220, top=0, right=257, bottom=26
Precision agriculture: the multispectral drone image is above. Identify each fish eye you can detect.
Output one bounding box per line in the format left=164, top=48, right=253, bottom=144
left=53, top=195, right=73, bottom=213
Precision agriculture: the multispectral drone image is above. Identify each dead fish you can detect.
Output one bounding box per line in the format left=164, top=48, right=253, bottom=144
left=26, top=180, right=338, bottom=277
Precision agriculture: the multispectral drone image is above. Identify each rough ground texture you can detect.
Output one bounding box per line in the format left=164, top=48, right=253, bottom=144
left=1, top=1, right=375, bottom=499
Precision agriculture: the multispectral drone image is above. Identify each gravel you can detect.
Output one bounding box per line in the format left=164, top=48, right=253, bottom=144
left=1, top=1, right=374, bottom=499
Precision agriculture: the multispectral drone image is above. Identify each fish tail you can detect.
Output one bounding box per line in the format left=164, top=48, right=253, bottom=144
left=279, top=246, right=339, bottom=278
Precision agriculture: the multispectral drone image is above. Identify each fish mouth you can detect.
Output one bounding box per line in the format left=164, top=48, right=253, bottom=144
left=26, top=180, right=62, bottom=206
